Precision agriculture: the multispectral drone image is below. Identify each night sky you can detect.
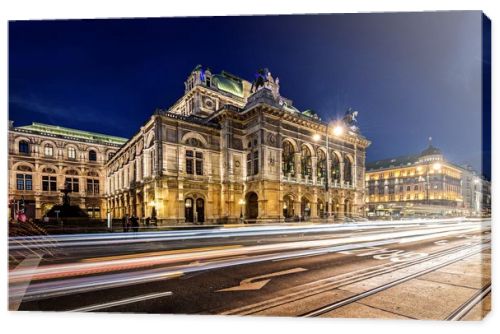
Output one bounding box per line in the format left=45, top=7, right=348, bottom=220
left=9, top=11, right=490, bottom=178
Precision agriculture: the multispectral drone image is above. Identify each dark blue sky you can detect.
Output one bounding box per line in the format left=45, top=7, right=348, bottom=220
left=9, top=11, right=489, bottom=178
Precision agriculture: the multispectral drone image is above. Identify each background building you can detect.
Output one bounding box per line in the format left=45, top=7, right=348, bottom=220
left=8, top=122, right=127, bottom=220
left=459, top=164, right=491, bottom=216
left=105, top=66, right=371, bottom=224
left=365, top=141, right=490, bottom=218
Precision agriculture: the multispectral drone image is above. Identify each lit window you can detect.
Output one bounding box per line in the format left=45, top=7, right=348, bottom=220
left=68, top=147, right=76, bottom=159
left=44, top=144, right=53, bottom=157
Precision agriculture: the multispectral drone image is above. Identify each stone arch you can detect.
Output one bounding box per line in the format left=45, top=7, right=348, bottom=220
left=14, top=136, right=32, bottom=154
left=282, top=193, right=296, bottom=219
left=245, top=191, right=259, bottom=220
left=39, top=163, right=60, bottom=174
left=282, top=139, right=296, bottom=176
left=300, top=194, right=313, bottom=220
left=300, top=142, right=316, bottom=157
left=87, top=169, right=100, bottom=177
left=331, top=150, right=343, bottom=162
left=40, top=139, right=57, bottom=157
left=64, top=143, right=79, bottom=159
left=281, top=137, right=298, bottom=152
left=13, top=161, right=35, bottom=172
left=316, top=147, right=328, bottom=179
left=39, top=139, right=58, bottom=149
left=62, top=167, right=82, bottom=176
left=330, top=150, right=342, bottom=183
left=343, top=153, right=354, bottom=184
left=184, top=192, right=206, bottom=224
left=181, top=132, right=208, bottom=148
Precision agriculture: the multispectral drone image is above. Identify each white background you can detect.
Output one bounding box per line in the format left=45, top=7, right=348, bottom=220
left=0, top=1, right=497, bottom=333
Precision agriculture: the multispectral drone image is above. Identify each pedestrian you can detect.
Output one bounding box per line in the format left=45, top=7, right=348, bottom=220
left=122, top=214, right=129, bottom=232
left=17, top=210, right=27, bottom=223
left=131, top=215, right=139, bottom=232
left=145, top=216, right=150, bottom=228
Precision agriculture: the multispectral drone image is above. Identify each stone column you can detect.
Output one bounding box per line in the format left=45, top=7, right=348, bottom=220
left=337, top=193, right=345, bottom=219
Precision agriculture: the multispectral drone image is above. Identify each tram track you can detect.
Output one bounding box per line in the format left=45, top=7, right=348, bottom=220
left=300, top=242, right=490, bottom=317
left=445, top=283, right=491, bottom=320
left=220, top=238, right=490, bottom=316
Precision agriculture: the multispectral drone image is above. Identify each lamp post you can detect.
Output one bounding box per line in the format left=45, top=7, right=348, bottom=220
left=313, top=121, right=344, bottom=222
left=238, top=198, right=245, bottom=223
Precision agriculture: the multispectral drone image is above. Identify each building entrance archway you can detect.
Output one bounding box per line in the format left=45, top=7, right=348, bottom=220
left=196, top=198, right=205, bottom=223
left=246, top=192, right=258, bottom=220
left=185, top=198, right=194, bottom=223
left=283, top=194, right=294, bottom=219
left=301, top=197, right=311, bottom=221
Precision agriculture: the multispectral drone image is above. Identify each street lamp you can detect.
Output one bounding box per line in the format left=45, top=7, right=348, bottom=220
left=238, top=198, right=246, bottom=221
left=312, top=133, right=321, bottom=142
left=333, top=124, right=344, bottom=137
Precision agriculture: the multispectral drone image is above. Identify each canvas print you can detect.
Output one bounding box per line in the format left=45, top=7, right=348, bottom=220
left=8, top=11, right=491, bottom=320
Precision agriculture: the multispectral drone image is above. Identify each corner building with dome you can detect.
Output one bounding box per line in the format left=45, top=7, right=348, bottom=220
left=105, top=66, right=371, bottom=225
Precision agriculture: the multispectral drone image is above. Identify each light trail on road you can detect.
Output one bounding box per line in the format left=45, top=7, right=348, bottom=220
left=9, top=219, right=489, bottom=305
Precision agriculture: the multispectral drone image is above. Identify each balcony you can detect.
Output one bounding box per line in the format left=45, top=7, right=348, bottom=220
left=86, top=191, right=100, bottom=197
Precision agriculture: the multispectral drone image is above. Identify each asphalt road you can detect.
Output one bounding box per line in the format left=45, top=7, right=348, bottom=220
left=9, top=218, right=491, bottom=320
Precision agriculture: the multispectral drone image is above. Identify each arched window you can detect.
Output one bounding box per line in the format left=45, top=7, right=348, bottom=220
left=282, top=141, right=295, bottom=176
left=68, top=147, right=76, bottom=160
left=331, top=152, right=341, bottom=182
left=344, top=155, right=352, bottom=184
left=44, top=144, right=54, bottom=157
left=16, top=165, right=33, bottom=191
left=317, top=150, right=327, bottom=179
left=19, top=140, right=30, bottom=154
left=301, top=145, right=312, bottom=177
left=88, top=150, right=97, bottom=162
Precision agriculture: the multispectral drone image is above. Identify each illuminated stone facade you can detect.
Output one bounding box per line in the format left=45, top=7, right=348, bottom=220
left=365, top=142, right=488, bottom=217
left=8, top=122, right=127, bottom=220
left=105, top=66, right=371, bottom=224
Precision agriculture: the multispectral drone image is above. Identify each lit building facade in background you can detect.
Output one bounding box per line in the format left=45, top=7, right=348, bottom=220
left=105, top=66, right=371, bottom=224
left=365, top=141, right=491, bottom=217
left=8, top=122, right=127, bottom=220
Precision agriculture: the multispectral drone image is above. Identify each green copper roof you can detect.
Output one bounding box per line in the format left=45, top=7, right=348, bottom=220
left=16, top=122, right=128, bottom=145
left=212, top=72, right=244, bottom=98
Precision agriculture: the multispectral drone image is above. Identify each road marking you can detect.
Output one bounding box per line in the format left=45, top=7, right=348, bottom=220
left=69, top=291, right=173, bottom=312
left=217, top=267, right=307, bottom=292
left=81, top=245, right=242, bottom=263
left=9, top=255, right=42, bottom=311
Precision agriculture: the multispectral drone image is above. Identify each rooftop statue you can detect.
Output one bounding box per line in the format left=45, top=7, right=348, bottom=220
left=250, top=68, right=286, bottom=107
left=250, top=68, right=268, bottom=93
left=342, top=107, right=359, bottom=132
